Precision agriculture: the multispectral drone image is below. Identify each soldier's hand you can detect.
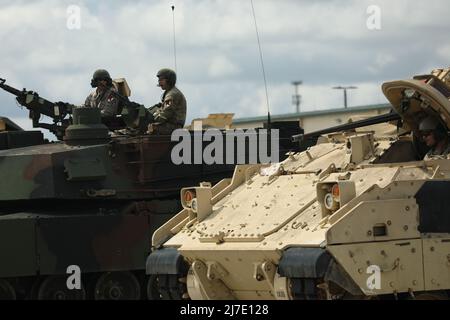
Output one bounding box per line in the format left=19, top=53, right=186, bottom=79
left=148, top=103, right=161, bottom=113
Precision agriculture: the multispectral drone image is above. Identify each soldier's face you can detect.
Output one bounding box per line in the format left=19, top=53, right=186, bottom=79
left=158, top=77, right=169, bottom=90
left=422, top=131, right=437, bottom=147
left=97, top=80, right=108, bottom=89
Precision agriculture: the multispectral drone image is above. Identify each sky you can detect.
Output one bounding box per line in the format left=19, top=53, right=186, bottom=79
left=1, top=0, right=449, bottom=140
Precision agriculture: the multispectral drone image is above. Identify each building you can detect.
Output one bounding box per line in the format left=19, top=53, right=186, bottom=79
left=232, top=103, right=392, bottom=132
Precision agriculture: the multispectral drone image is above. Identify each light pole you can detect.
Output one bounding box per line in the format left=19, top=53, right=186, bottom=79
left=332, top=86, right=358, bottom=108
left=292, top=81, right=302, bottom=113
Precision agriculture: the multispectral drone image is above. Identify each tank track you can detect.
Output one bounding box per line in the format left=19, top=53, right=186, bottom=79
left=0, top=271, right=150, bottom=300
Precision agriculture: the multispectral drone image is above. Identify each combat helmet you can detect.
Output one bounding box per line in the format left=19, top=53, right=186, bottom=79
left=91, top=69, right=112, bottom=87
left=419, top=115, right=440, bottom=131
left=157, top=68, right=177, bottom=87
left=419, top=115, right=447, bottom=140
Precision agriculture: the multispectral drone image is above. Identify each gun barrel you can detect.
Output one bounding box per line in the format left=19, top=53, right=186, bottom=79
left=291, top=111, right=401, bottom=142
left=0, top=78, right=23, bottom=97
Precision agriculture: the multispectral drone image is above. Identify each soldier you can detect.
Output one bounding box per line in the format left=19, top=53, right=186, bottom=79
left=419, top=115, right=450, bottom=159
left=84, top=69, right=119, bottom=117
left=148, top=68, right=186, bottom=135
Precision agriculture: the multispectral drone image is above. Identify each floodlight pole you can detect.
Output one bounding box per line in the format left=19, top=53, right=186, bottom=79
left=292, top=81, right=302, bottom=113
left=332, top=86, right=358, bottom=108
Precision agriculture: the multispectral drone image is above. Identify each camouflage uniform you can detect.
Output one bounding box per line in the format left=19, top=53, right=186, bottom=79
left=149, top=86, right=186, bottom=135
left=84, top=86, right=119, bottom=117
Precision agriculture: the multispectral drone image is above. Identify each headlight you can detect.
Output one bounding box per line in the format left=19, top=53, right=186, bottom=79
left=191, top=198, right=198, bottom=212
left=182, top=189, right=196, bottom=208
left=317, top=181, right=356, bottom=217
left=331, top=184, right=340, bottom=199
left=324, top=192, right=339, bottom=211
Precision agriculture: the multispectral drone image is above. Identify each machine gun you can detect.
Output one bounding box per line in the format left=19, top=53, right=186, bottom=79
left=292, top=111, right=402, bottom=143
left=108, top=89, right=155, bottom=134
left=0, top=78, right=74, bottom=140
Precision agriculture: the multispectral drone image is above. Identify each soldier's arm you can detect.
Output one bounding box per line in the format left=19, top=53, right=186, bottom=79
left=148, top=103, right=162, bottom=114
left=153, top=97, right=177, bottom=123
left=83, top=93, right=92, bottom=108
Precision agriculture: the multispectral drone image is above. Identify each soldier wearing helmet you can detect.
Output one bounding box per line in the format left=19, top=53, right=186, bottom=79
left=419, top=115, right=450, bottom=160
left=83, top=69, right=119, bottom=117
left=148, top=68, right=186, bottom=135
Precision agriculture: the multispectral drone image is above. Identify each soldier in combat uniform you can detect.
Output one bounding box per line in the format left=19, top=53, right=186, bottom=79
left=84, top=69, right=119, bottom=117
left=419, top=115, right=450, bottom=159
left=148, top=68, right=186, bottom=135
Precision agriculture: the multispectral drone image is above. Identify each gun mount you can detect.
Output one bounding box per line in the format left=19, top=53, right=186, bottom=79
left=0, top=78, right=74, bottom=139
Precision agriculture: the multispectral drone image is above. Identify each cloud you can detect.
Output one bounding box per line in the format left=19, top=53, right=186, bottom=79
left=208, top=55, right=240, bottom=78
left=367, top=53, right=396, bottom=74
left=438, top=45, right=450, bottom=59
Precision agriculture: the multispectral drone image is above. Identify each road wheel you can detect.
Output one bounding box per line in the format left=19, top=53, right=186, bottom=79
left=38, top=275, right=86, bottom=300
left=94, top=271, right=141, bottom=300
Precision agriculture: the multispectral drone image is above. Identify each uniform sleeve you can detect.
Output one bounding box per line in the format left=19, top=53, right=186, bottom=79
left=83, top=93, right=92, bottom=108
left=153, top=95, right=178, bottom=123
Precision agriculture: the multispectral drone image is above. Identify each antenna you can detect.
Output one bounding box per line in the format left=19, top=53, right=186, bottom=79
left=250, top=0, right=270, bottom=117
left=171, top=5, right=177, bottom=73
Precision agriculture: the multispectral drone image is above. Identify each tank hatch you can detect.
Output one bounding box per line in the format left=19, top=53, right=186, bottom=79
left=382, top=67, right=450, bottom=132
left=64, top=107, right=110, bottom=145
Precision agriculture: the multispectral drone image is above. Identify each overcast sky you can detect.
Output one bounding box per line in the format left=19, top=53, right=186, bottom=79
left=1, top=0, right=449, bottom=139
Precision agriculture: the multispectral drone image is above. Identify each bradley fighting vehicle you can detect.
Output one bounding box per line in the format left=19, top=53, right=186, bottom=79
left=147, top=67, right=450, bottom=300
left=0, top=77, right=302, bottom=300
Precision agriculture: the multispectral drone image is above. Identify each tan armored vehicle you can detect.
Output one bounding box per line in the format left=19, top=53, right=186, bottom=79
left=146, top=68, right=450, bottom=300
